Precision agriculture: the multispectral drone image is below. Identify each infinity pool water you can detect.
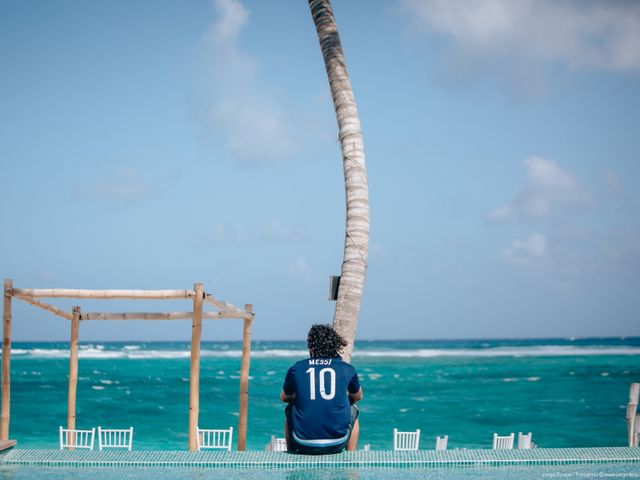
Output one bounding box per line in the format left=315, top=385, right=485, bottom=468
left=1, top=463, right=639, bottom=480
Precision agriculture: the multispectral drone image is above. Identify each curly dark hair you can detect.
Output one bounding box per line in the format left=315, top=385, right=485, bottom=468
left=307, top=324, right=348, bottom=358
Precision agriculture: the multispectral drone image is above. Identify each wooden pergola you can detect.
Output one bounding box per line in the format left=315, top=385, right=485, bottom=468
left=1, top=279, right=254, bottom=451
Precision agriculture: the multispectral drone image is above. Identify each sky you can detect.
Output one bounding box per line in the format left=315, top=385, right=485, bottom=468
left=1, top=0, right=639, bottom=342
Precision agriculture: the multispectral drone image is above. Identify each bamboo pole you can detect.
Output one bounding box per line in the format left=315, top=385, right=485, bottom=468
left=188, top=283, right=204, bottom=451
left=237, top=304, right=253, bottom=451
left=1, top=280, right=13, bottom=440
left=628, top=383, right=640, bottom=447
left=79, top=311, right=241, bottom=321
left=11, top=288, right=195, bottom=300
left=203, top=293, right=228, bottom=311
left=67, top=306, right=80, bottom=447
left=212, top=309, right=252, bottom=320
left=204, top=294, right=251, bottom=319
left=81, top=312, right=193, bottom=321
left=13, top=295, right=74, bottom=320
left=206, top=310, right=248, bottom=320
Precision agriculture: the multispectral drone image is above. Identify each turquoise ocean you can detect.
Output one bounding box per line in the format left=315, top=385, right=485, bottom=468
left=5, top=337, right=640, bottom=451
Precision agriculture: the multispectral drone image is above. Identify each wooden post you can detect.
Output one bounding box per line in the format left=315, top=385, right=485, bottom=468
left=1, top=280, right=13, bottom=441
left=67, top=306, right=80, bottom=446
left=188, top=283, right=204, bottom=451
left=237, top=304, right=253, bottom=451
left=628, top=383, right=640, bottom=447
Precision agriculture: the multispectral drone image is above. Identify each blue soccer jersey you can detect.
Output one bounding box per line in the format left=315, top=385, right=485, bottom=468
left=283, top=356, right=360, bottom=443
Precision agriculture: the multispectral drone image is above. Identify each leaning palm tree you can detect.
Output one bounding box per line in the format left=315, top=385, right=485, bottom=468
left=308, top=0, right=369, bottom=361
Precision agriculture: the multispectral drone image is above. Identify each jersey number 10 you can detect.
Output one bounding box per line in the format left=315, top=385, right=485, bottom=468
left=305, top=367, right=336, bottom=400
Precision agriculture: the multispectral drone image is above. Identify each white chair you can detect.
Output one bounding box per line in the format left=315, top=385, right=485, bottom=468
left=517, top=432, right=532, bottom=449
left=436, top=435, right=448, bottom=450
left=59, top=426, right=95, bottom=450
left=393, top=428, right=420, bottom=451
left=197, top=427, right=233, bottom=451
left=97, top=426, right=133, bottom=451
left=266, top=435, right=287, bottom=452
left=493, top=432, right=515, bottom=449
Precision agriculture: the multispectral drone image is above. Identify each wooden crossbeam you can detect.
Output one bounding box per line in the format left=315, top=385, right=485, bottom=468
left=12, top=295, right=73, bottom=320
left=79, top=312, right=234, bottom=321
left=10, top=288, right=195, bottom=300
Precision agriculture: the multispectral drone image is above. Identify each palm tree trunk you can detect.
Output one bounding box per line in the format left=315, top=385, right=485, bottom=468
left=308, top=0, right=370, bottom=361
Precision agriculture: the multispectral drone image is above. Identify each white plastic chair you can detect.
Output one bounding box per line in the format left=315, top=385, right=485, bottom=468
left=197, top=427, right=233, bottom=451
left=59, top=426, right=95, bottom=450
left=492, top=432, right=515, bottom=450
left=393, top=428, right=420, bottom=451
left=97, top=426, right=133, bottom=451
left=266, top=435, right=287, bottom=452
left=517, top=432, right=532, bottom=449
left=436, top=435, right=448, bottom=450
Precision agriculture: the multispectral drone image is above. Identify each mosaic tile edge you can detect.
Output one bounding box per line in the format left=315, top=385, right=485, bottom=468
left=1, top=447, right=639, bottom=469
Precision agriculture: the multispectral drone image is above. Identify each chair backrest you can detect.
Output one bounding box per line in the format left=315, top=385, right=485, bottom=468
left=517, top=432, right=532, bottom=449
left=493, top=432, right=515, bottom=450
left=59, top=426, right=95, bottom=450
left=267, top=435, right=287, bottom=452
left=98, top=426, right=133, bottom=451
left=435, top=435, right=448, bottom=451
left=197, top=427, right=233, bottom=451
left=393, top=428, right=420, bottom=451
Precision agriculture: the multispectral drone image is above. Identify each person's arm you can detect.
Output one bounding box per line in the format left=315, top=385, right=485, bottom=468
left=280, top=389, right=295, bottom=403
left=348, top=369, right=362, bottom=404
left=348, top=387, right=362, bottom=404
left=281, top=366, right=296, bottom=403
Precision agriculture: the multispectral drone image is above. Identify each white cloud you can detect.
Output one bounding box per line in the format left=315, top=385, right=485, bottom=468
left=605, top=171, right=621, bottom=192
left=502, top=233, right=548, bottom=266
left=260, top=220, right=308, bottom=243
left=287, top=256, right=310, bottom=277
left=206, top=224, right=250, bottom=245
left=399, top=0, right=640, bottom=73
left=195, top=0, right=324, bottom=165
left=206, top=0, right=249, bottom=45
left=75, top=166, right=152, bottom=203
left=204, top=221, right=308, bottom=246
left=398, top=0, right=640, bottom=96
left=487, top=156, right=593, bottom=222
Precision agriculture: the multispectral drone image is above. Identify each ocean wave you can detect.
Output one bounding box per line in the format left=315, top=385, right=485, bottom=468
left=353, top=346, right=640, bottom=358
left=8, top=345, right=640, bottom=359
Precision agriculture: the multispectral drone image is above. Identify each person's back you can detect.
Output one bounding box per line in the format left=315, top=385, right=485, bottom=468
left=280, top=324, right=362, bottom=454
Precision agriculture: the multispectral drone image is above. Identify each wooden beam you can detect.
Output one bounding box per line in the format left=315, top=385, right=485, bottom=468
left=13, top=295, right=73, bottom=320
left=237, top=304, right=253, bottom=451
left=82, top=312, right=193, bottom=321
left=1, top=280, right=12, bottom=440
left=0, top=439, right=15, bottom=452
left=215, top=310, right=253, bottom=320
left=11, top=288, right=195, bottom=300
left=203, top=293, right=227, bottom=311
left=628, top=383, right=640, bottom=447
left=204, top=294, right=254, bottom=320
left=67, top=306, right=80, bottom=448
left=79, top=312, right=236, bottom=321
left=188, top=283, right=204, bottom=451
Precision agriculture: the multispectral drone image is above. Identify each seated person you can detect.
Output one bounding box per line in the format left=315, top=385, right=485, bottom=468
left=280, top=324, right=363, bottom=454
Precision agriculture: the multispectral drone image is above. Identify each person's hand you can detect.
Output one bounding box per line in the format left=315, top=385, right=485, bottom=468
left=280, top=389, right=296, bottom=403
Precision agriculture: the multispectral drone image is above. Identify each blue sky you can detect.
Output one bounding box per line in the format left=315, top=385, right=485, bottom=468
left=1, top=0, right=639, bottom=342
